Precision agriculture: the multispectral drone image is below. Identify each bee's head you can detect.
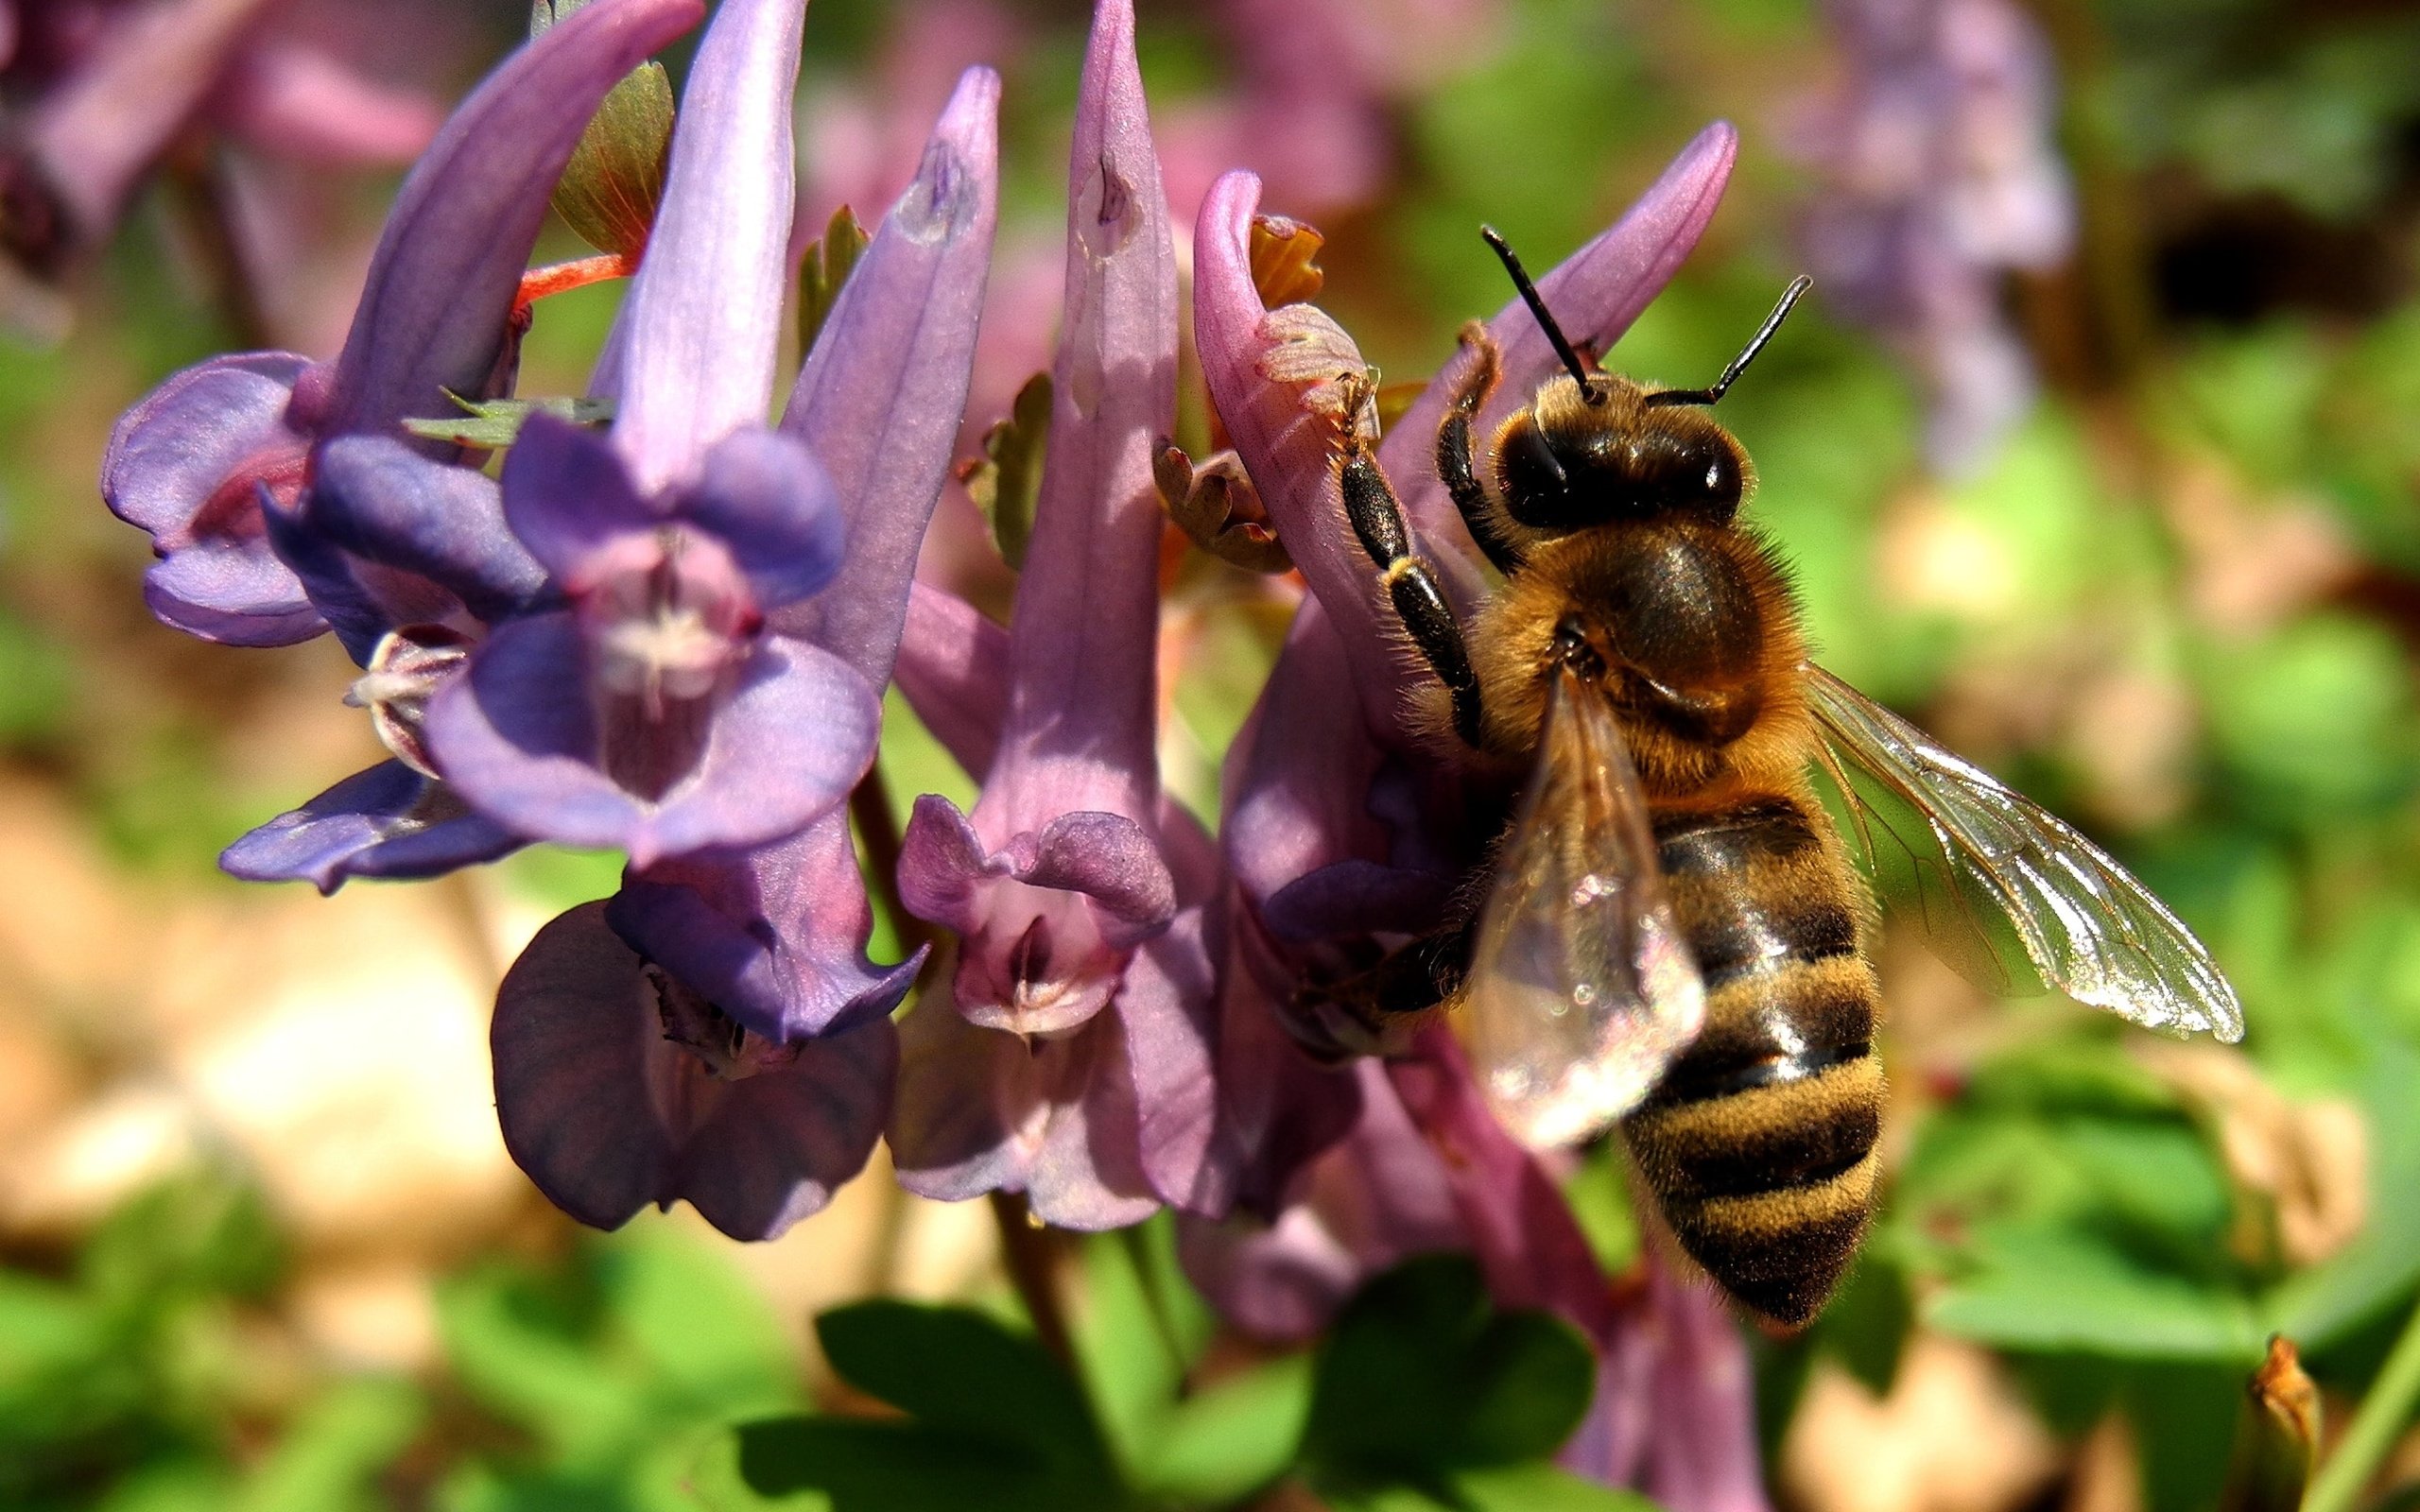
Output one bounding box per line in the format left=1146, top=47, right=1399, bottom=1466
left=1495, top=382, right=1748, bottom=529
left=1473, top=227, right=1806, bottom=536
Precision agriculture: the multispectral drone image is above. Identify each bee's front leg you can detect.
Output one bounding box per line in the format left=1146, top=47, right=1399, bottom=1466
left=1334, top=371, right=1486, bottom=749
left=1436, top=321, right=1526, bottom=574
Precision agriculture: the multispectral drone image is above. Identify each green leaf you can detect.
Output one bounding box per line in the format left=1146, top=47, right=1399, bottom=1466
left=1926, top=1224, right=2267, bottom=1364
left=959, top=373, right=1050, bottom=572
left=814, top=1301, right=1115, bottom=1481
left=550, top=59, right=673, bottom=258
left=1304, top=1255, right=1599, bottom=1487
left=235, top=1377, right=426, bottom=1512
left=1561, top=1142, right=1641, bottom=1277
left=1137, top=1355, right=1313, bottom=1504
left=2263, top=1044, right=2420, bottom=1348
left=400, top=393, right=614, bottom=450
left=798, top=205, right=871, bottom=357
left=1817, top=1248, right=1912, bottom=1397
left=1448, top=1461, right=1663, bottom=1512
left=602, top=1224, right=799, bottom=1415
left=735, top=1418, right=1107, bottom=1512
left=1068, top=1228, right=1184, bottom=1477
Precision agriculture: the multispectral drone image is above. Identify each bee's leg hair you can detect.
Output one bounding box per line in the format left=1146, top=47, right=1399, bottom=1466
left=1336, top=394, right=1485, bottom=748
left=1437, top=321, right=1525, bottom=573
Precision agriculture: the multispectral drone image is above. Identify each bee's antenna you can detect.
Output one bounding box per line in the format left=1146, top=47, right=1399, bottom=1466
left=1643, top=275, right=1813, bottom=407
left=1480, top=226, right=1599, bottom=401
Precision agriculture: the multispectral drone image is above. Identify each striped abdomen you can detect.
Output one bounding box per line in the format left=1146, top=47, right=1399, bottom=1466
left=1621, top=794, right=1883, bottom=1327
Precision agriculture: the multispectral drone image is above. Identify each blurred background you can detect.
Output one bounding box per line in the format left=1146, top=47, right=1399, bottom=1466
left=6, top=0, right=2420, bottom=1506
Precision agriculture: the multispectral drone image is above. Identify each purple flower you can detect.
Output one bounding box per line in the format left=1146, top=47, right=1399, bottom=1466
left=101, top=0, right=705, bottom=893
left=599, top=63, right=1003, bottom=1046
left=868, top=0, right=1230, bottom=1229
left=493, top=902, right=895, bottom=1240
left=1787, top=0, right=2075, bottom=472
left=101, top=0, right=704, bottom=648
left=484, top=59, right=1003, bottom=1241
left=421, top=0, right=879, bottom=868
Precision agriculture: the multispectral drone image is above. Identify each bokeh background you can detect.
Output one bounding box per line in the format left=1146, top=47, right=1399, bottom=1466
left=6, top=0, right=2420, bottom=1506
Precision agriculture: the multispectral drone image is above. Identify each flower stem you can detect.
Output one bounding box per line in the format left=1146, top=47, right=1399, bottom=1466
left=849, top=759, right=927, bottom=954
left=989, top=1190, right=1075, bottom=1364
left=2307, top=1293, right=2420, bottom=1512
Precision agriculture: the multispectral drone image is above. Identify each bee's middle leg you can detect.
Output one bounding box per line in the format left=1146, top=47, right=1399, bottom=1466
left=1336, top=377, right=1485, bottom=748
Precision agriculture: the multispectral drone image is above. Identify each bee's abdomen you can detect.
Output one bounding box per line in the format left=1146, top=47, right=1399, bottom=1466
left=1622, top=796, right=1884, bottom=1327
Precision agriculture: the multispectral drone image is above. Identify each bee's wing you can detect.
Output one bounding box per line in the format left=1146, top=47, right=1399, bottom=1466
left=1461, top=673, right=1707, bottom=1149
left=1803, top=663, right=2244, bottom=1042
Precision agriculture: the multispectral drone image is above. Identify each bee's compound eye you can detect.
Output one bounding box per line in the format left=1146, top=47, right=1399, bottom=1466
left=1698, top=443, right=1743, bottom=517
left=1499, top=421, right=1583, bottom=529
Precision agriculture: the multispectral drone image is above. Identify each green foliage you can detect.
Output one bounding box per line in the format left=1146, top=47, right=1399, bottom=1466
left=401, top=393, right=615, bottom=451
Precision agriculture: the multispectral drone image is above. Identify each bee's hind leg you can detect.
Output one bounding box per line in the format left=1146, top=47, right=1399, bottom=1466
left=1287, top=919, right=1477, bottom=1059
left=1335, top=373, right=1485, bottom=748
left=1436, top=322, right=1525, bottom=574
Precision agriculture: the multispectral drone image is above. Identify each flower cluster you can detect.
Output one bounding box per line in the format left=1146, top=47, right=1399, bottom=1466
left=1786, top=0, right=2076, bottom=472
left=99, top=0, right=1769, bottom=1501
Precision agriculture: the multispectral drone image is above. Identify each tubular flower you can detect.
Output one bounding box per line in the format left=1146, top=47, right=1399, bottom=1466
left=881, top=0, right=1228, bottom=1228
left=1195, top=125, right=1737, bottom=1018
left=422, top=0, right=878, bottom=868
left=1789, top=0, right=2076, bottom=472
left=101, top=0, right=706, bottom=892
left=100, top=0, right=701, bottom=648
left=601, top=63, right=1001, bottom=1047
left=486, top=1, right=1001, bottom=1243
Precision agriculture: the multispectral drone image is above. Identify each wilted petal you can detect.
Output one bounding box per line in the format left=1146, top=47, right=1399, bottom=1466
left=493, top=902, right=893, bottom=1238
left=102, top=352, right=320, bottom=644
left=325, top=0, right=705, bottom=438
left=424, top=614, right=877, bottom=866
left=777, top=64, right=1001, bottom=682
left=311, top=436, right=549, bottom=623
left=1177, top=1060, right=1461, bottom=1340
left=1382, top=122, right=1737, bottom=555
left=218, top=759, right=522, bottom=893
left=613, top=0, right=804, bottom=489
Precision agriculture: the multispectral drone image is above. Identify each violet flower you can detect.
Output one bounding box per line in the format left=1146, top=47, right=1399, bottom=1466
left=421, top=0, right=880, bottom=868
left=1788, top=0, right=2075, bottom=472
left=875, top=0, right=1226, bottom=1228
left=103, top=0, right=704, bottom=892
left=101, top=0, right=701, bottom=648
left=598, top=63, right=1002, bottom=1046
left=484, top=62, right=1002, bottom=1240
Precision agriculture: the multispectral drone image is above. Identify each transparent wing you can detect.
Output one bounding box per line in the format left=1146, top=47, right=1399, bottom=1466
left=1460, top=673, right=1707, bottom=1149
left=1803, top=664, right=2243, bottom=1041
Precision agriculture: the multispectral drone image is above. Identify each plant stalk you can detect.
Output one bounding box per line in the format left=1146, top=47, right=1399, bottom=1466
left=2307, top=1294, right=2420, bottom=1512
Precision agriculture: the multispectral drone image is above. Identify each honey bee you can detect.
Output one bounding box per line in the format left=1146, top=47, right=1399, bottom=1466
left=1313, top=230, right=2243, bottom=1327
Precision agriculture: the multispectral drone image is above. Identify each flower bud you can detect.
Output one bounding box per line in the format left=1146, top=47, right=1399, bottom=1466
left=2220, top=1335, right=2319, bottom=1512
